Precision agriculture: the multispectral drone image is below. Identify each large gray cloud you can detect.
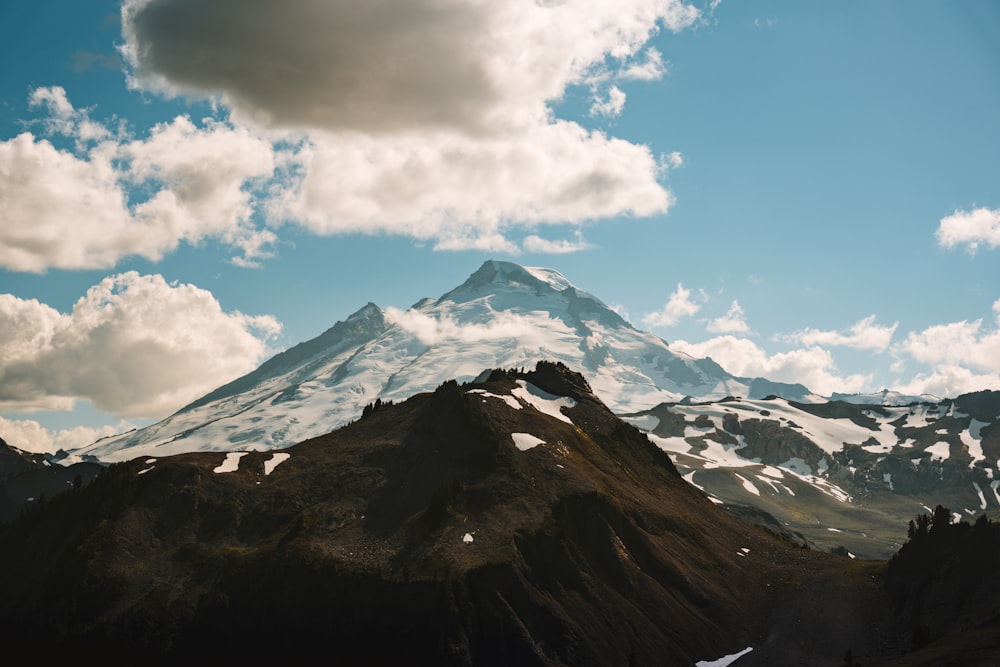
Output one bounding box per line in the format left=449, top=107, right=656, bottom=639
left=121, top=0, right=699, bottom=134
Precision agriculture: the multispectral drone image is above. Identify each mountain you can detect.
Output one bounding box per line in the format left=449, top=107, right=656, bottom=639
left=622, top=390, right=1000, bottom=559
left=0, top=436, right=103, bottom=521
left=72, top=260, right=815, bottom=463
left=0, top=362, right=946, bottom=664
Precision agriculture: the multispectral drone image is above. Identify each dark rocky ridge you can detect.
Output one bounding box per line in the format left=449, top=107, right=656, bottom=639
left=1, top=363, right=997, bottom=665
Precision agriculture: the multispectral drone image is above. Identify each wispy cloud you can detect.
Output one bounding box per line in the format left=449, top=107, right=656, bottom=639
left=707, top=300, right=749, bottom=334
left=936, top=207, right=1000, bottom=252
left=522, top=232, right=594, bottom=255
left=385, top=308, right=551, bottom=348
left=643, top=283, right=707, bottom=328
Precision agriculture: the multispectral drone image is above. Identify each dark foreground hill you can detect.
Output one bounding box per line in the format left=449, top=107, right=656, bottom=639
left=0, top=363, right=997, bottom=665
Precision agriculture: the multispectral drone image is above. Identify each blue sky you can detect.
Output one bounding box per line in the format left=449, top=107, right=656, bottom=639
left=1, top=0, right=998, bottom=452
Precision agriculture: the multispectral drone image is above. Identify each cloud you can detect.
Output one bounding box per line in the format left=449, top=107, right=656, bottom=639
left=271, top=122, right=671, bottom=251
left=643, top=283, right=706, bottom=328
left=671, top=336, right=870, bottom=396
left=0, top=416, right=128, bottom=454
left=707, top=300, right=749, bottom=334
left=385, top=307, right=550, bottom=348
left=0, top=273, right=281, bottom=418
left=121, top=0, right=699, bottom=135
left=0, top=88, right=280, bottom=272
left=897, top=311, right=1000, bottom=376
left=117, top=0, right=698, bottom=253
left=936, top=207, right=1000, bottom=252
left=590, top=85, right=628, bottom=118
left=522, top=232, right=595, bottom=255
left=784, top=315, right=897, bottom=352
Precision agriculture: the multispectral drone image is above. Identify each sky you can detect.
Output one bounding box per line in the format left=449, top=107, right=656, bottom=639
left=1, top=0, right=998, bottom=453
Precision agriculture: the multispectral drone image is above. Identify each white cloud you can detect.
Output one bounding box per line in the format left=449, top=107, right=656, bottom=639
left=671, top=336, right=870, bottom=396
left=116, top=0, right=699, bottom=253
left=936, top=207, right=1000, bottom=252
left=0, top=89, right=280, bottom=272
left=643, top=283, right=706, bottom=328
left=661, top=151, right=685, bottom=169
left=522, top=232, right=594, bottom=255
left=892, top=365, right=1000, bottom=399
left=271, top=122, right=671, bottom=251
left=590, top=85, right=627, bottom=118
left=0, top=273, right=281, bottom=418
left=385, top=308, right=550, bottom=348
left=784, top=315, right=897, bottom=352
left=0, top=416, right=128, bottom=454
left=897, top=317, right=1000, bottom=376
left=620, top=47, right=667, bottom=81
left=707, top=300, right=749, bottom=334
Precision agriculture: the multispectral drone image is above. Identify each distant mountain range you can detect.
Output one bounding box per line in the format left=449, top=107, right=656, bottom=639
left=5, top=363, right=997, bottom=664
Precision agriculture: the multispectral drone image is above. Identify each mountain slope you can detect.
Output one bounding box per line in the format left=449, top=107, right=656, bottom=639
left=622, top=390, right=1000, bottom=559
left=0, top=363, right=893, bottom=665
left=75, top=260, right=807, bottom=462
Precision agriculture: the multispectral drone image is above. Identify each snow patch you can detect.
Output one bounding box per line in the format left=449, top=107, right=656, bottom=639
left=463, top=532, right=474, bottom=544
left=780, top=457, right=812, bottom=476
left=263, top=452, right=291, bottom=476
left=883, top=473, right=894, bottom=491
left=512, top=380, right=576, bottom=424
left=512, top=432, right=545, bottom=451
left=621, top=414, right=660, bottom=432
left=467, top=388, right=522, bottom=411
left=734, top=473, right=760, bottom=496
left=213, top=452, right=248, bottom=474
left=925, top=441, right=951, bottom=462
left=696, top=646, right=753, bottom=667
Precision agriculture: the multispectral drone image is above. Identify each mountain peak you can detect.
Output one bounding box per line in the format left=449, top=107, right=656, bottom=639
left=441, top=259, right=572, bottom=301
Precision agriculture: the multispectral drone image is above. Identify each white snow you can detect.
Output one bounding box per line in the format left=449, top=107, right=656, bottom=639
left=138, top=466, right=154, bottom=475
left=883, top=473, right=894, bottom=491
left=512, top=380, right=576, bottom=424
left=696, top=646, right=753, bottom=667
left=780, top=457, right=812, bottom=476
left=467, top=388, right=522, bottom=411
left=213, top=452, right=248, bottom=473
left=463, top=532, right=474, bottom=544
left=621, top=414, right=660, bottom=432
left=734, top=473, right=760, bottom=496
left=992, top=481, right=1000, bottom=506
left=263, top=452, right=291, bottom=475
left=925, top=441, right=951, bottom=462
left=512, top=432, right=546, bottom=451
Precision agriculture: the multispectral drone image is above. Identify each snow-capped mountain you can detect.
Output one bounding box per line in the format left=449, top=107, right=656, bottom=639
left=622, top=389, right=1000, bottom=558
left=73, top=260, right=815, bottom=462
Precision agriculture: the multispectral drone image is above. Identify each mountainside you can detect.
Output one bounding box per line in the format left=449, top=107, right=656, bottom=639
left=4, top=363, right=998, bottom=665
left=0, top=436, right=103, bottom=522
left=73, top=260, right=813, bottom=463
left=0, top=363, right=892, bottom=664
left=622, top=390, right=1000, bottom=559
